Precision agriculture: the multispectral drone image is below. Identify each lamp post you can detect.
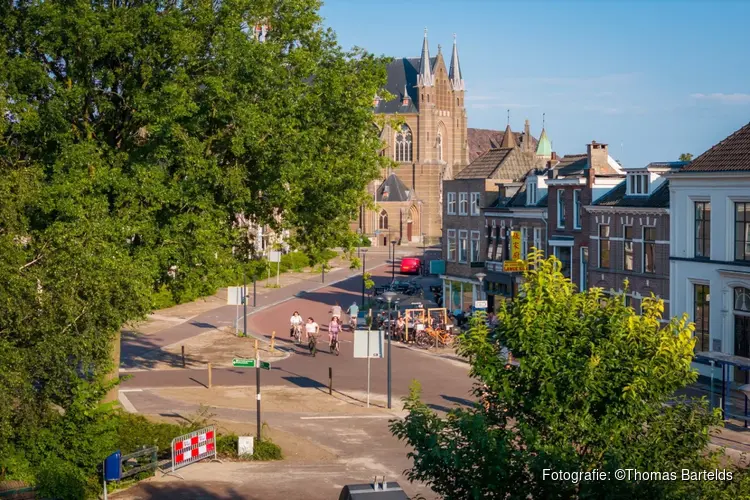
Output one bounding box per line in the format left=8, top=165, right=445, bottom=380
left=361, top=249, right=368, bottom=308
left=391, top=239, right=397, bottom=282
left=421, top=233, right=427, bottom=276
left=383, top=291, right=397, bottom=409
left=356, top=228, right=362, bottom=258
left=475, top=272, right=487, bottom=306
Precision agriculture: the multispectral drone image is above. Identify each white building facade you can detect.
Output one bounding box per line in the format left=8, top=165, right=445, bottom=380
left=669, top=123, right=750, bottom=381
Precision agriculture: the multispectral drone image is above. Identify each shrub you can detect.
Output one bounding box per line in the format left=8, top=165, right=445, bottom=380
left=114, top=412, right=191, bottom=460
left=281, top=252, right=310, bottom=272
left=215, top=434, right=239, bottom=458
left=349, top=256, right=362, bottom=270
left=35, top=457, right=87, bottom=500
left=252, top=439, right=282, bottom=461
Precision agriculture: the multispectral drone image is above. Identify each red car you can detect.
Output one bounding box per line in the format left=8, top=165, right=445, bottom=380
left=400, top=257, right=422, bottom=275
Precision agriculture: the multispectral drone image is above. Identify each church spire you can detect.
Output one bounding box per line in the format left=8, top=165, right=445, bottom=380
left=500, top=123, right=517, bottom=149
left=536, top=114, right=552, bottom=158
left=418, top=28, right=434, bottom=87
left=449, top=33, right=464, bottom=91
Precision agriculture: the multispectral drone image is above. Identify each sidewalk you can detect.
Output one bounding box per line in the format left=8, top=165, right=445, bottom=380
left=121, top=251, right=406, bottom=370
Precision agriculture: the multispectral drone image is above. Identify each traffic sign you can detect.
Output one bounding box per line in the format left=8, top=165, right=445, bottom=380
left=232, top=358, right=255, bottom=368
left=474, top=300, right=488, bottom=309
left=259, top=361, right=271, bottom=370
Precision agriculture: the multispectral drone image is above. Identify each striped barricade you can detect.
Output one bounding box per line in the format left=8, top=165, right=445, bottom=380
left=171, top=426, right=217, bottom=473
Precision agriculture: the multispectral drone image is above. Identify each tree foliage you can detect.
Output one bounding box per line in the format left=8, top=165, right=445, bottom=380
left=0, top=0, right=388, bottom=492
left=391, top=252, right=749, bottom=499
left=679, top=153, right=694, bottom=161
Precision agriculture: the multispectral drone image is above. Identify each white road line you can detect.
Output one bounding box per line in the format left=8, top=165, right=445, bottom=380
left=299, top=415, right=395, bottom=420
left=118, top=392, right=138, bottom=413
left=119, top=388, right=143, bottom=392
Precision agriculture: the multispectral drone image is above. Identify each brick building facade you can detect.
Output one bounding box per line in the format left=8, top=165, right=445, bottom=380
left=585, top=162, right=686, bottom=317
left=546, top=142, right=624, bottom=290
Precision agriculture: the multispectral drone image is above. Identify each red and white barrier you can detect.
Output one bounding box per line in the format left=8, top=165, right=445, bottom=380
left=171, top=426, right=217, bottom=473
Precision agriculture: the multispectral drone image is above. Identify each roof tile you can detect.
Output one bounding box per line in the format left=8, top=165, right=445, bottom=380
left=681, top=122, right=750, bottom=172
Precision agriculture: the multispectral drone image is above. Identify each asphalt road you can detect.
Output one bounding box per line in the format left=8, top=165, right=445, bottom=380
left=121, top=250, right=474, bottom=410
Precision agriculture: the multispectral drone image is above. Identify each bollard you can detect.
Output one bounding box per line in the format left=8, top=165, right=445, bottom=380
left=181, top=345, right=185, bottom=368
left=329, top=367, right=333, bottom=395
left=270, top=331, right=276, bottom=352
left=208, top=362, right=212, bottom=389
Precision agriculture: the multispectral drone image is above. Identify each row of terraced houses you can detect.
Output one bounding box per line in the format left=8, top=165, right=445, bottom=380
left=441, top=122, right=750, bottom=381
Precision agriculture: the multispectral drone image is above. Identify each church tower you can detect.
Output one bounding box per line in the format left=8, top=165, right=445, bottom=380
left=449, top=34, right=469, bottom=173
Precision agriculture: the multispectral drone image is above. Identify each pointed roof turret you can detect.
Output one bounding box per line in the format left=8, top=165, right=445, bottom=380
left=449, top=34, right=464, bottom=91
left=500, top=124, right=517, bottom=149
left=536, top=128, right=552, bottom=157
left=417, top=28, right=434, bottom=87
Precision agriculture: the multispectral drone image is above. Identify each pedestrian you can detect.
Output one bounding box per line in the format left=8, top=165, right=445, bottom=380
left=346, top=301, right=359, bottom=330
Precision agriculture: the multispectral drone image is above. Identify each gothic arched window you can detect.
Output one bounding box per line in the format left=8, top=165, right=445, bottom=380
left=436, top=133, right=443, bottom=161
left=379, top=210, right=389, bottom=230
left=736, top=287, right=750, bottom=312
left=394, top=125, right=413, bottom=163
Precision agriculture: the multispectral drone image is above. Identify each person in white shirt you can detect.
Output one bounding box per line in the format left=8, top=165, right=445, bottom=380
left=330, top=303, right=342, bottom=320
left=304, top=317, right=319, bottom=341
left=290, top=311, right=303, bottom=338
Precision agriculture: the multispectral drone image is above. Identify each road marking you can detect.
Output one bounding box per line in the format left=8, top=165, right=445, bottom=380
left=119, top=388, right=143, bottom=392
left=118, top=392, right=138, bottom=413
left=299, top=415, right=395, bottom=420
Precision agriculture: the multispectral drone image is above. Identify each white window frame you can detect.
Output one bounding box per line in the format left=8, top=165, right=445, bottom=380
left=447, top=192, right=456, bottom=215
left=470, top=230, right=481, bottom=262
left=447, top=229, right=456, bottom=261
left=470, top=192, right=481, bottom=216
left=573, top=189, right=582, bottom=229
left=458, top=230, right=469, bottom=263
left=520, top=227, right=529, bottom=259
left=533, top=227, right=543, bottom=254
left=527, top=181, right=537, bottom=206
left=459, top=192, right=469, bottom=216
left=557, top=190, right=565, bottom=228
left=627, top=173, right=650, bottom=195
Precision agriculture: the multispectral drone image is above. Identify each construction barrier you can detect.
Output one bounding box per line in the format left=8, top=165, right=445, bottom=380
left=171, top=426, right=216, bottom=473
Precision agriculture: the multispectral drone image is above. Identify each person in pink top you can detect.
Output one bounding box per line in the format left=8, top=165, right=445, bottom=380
left=328, top=316, right=341, bottom=348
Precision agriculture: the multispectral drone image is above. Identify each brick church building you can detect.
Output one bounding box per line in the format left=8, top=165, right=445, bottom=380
left=356, top=30, right=470, bottom=246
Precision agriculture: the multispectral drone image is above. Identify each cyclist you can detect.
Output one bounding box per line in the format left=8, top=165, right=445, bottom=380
left=346, top=302, right=359, bottom=330
left=305, top=317, right=320, bottom=356
left=330, top=302, right=342, bottom=321
left=328, top=316, right=341, bottom=352
left=290, top=311, right=303, bottom=339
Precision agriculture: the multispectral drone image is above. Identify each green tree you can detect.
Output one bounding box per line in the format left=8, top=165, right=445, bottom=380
left=391, top=252, right=748, bottom=499
left=0, top=0, right=388, bottom=493
left=679, top=153, right=694, bottom=161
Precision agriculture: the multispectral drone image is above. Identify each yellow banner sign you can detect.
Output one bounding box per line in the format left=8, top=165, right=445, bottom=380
left=510, top=231, right=522, bottom=261
left=503, top=261, right=527, bottom=273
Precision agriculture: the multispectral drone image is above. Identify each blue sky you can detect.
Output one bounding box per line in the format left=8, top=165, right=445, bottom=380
left=320, top=0, right=750, bottom=167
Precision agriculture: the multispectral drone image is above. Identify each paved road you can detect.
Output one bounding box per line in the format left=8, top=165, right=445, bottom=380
left=121, top=250, right=473, bottom=411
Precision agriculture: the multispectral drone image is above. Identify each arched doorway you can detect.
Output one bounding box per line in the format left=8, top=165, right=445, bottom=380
left=407, top=205, right=419, bottom=243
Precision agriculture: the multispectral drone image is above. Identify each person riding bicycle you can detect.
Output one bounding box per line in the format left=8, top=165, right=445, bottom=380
left=305, top=317, right=319, bottom=342
left=330, top=303, right=342, bottom=321
left=290, top=311, right=303, bottom=338
left=328, top=316, right=341, bottom=349
left=346, top=302, right=359, bottom=329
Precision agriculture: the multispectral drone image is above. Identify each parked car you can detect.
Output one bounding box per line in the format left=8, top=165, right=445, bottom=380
left=399, top=257, right=422, bottom=275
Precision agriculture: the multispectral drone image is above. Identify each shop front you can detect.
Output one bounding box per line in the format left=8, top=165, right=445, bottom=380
left=484, top=270, right=516, bottom=312
left=440, top=276, right=481, bottom=315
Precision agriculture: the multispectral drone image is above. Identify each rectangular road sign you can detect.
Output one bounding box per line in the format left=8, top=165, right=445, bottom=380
left=269, top=250, right=282, bottom=263
left=353, top=330, right=384, bottom=358
left=259, top=361, right=271, bottom=370
left=474, top=300, right=488, bottom=309
left=227, top=286, right=244, bottom=305
left=232, top=358, right=255, bottom=368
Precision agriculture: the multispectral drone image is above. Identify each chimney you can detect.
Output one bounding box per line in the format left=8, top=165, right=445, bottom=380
left=551, top=151, right=558, bottom=160
left=587, top=141, right=609, bottom=177
left=547, top=169, right=558, bottom=180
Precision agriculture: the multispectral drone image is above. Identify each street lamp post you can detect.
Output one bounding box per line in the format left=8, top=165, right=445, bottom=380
left=356, top=228, right=362, bottom=258
left=361, top=249, right=368, bottom=308
left=383, top=291, right=397, bottom=409
left=475, top=272, right=487, bottom=305
left=421, top=233, right=427, bottom=276
left=391, top=239, right=397, bottom=282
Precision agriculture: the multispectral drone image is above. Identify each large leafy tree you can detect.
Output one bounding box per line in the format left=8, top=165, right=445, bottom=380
left=391, top=252, right=750, bottom=499
left=0, top=0, right=388, bottom=488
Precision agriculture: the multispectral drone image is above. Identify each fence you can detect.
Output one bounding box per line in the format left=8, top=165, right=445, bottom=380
left=121, top=446, right=159, bottom=479
left=171, top=426, right=217, bottom=474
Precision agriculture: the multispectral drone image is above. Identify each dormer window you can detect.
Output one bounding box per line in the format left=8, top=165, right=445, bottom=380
left=527, top=180, right=538, bottom=206
left=627, top=173, right=650, bottom=195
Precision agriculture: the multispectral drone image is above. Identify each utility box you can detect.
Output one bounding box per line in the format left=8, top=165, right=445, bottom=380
left=338, top=480, right=408, bottom=499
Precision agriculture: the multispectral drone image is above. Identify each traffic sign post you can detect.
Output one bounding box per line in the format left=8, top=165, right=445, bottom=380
left=232, top=358, right=255, bottom=368
left=259, top=360, right=271, bottom=370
